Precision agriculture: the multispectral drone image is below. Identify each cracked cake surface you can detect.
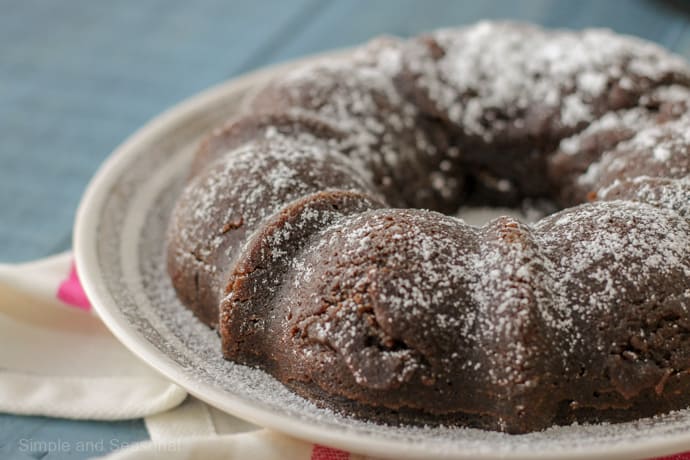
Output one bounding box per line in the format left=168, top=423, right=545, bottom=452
left=166, top=21, right=690, bottom=433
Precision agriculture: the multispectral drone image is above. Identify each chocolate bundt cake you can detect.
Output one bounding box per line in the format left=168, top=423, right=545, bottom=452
left=167, top=22, right=690, bottom=433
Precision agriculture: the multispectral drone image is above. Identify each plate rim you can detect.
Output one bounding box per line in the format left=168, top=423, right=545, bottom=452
left=73, top=53, right=690, bottom=460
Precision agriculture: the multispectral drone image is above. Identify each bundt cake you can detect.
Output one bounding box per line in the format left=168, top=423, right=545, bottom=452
left=166, top=22, right=690, bottom=433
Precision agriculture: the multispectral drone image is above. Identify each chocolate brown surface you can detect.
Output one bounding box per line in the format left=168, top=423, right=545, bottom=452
left=167, top=22, right=690, bottom=433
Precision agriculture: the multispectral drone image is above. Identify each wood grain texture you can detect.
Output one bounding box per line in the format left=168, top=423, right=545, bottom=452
left=1, top=1, right=689, bottom=458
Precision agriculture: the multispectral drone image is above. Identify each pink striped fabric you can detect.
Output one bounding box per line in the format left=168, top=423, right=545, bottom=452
left=311, top=445, right=349, bottom=460
left=309, top=448, right=690, bottom=460
left=56, top=262, right=91, bottom=311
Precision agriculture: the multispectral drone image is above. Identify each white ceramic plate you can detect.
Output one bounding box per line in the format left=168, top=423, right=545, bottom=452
left=74, top=54, right=690, bottom=460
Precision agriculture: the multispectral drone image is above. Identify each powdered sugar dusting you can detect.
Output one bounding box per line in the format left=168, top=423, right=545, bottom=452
left=558, top=108, right=654, bottom=156
left=169, top=132, right=377, bottom=268
left=111, top=153, right=690, bottom=457
left=88, top=37, right=690, bottom=457
left=599, top=176, right=690, bottom=218
left=164, top=21, right=690, bottom=436
left=455, top=206, right=544, bottom=225
left=281, top=201, right=690, bottom=392
left=407, top=21, right=689, bottom=139
left=578, top=115, right=690, bottom=191
left=539, top=201, right=690, bottom=311
left=251, top=37, right=462, bottom=209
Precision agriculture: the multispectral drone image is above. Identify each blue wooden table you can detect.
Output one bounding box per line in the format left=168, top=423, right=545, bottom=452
left=2, top=1, right=690, bottom=458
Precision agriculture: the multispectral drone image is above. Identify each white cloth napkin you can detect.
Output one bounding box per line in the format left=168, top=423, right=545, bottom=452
left=0, top=253, right=187, bottom=419
left=0, top=253, right=361, bottom=460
